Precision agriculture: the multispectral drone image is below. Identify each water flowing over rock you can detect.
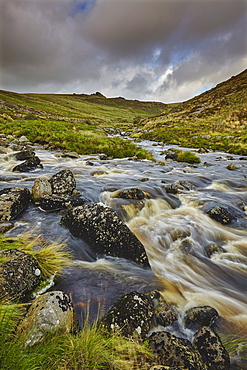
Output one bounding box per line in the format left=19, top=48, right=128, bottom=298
left=0, top=187, right=31, bottom=221
left=60, top=203, right=150, bottom=268
left=12, top=155, right=43, bottom=172
left=99, top=291, right=158, bottom=339
left=207, top=206, right=235, bottom=225
left=49, top=169, right=76, bottom=195
left=149, top=331, right=207, bottom=370
left=193, top=326, right=230, bottom=370
left=39, top=194, right=86, bottom=212
left=0, top=249, right=41, bottom=302
left=17, top=291, right=75, bottom=346
left=117, top=187, right=145, bottom=200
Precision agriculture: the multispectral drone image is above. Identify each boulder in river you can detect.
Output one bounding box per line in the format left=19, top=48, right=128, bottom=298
left=149, top=331, right=207, bottom=370
left=60, top=203, right=150, bottom=268
left=193, top=326, right=230, bottom=370
left=39, top=194, right=86, bottom=212
left=117, top=187, right=145, bottom=200
left=32, top=178, right=52, bottom=202
left=207, top=206, right=235, bottom=225
left=184, top=306, right=219, bottom=330
left=12, top=156, right=43, bottom=172
left=17, top=291, right=75, bottom=346
left=0, top=187, right=31, bottom=221
left=0, top=249, right=41, bottom=302
left=99, top=291, right=159, bottom=339
left=49, top=169, right=76, bottom=195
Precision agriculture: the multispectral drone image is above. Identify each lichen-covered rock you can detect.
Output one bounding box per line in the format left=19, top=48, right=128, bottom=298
left=49, top=169, right=76, bottom=195
left=0, top=249, right=41, bottom=302
left=207, top=206, right=235, bottom=225
left=149, top=331, right=206, bottom=370
left=193, top=326, right=230, bottom=370
left=12, top=156, right=43, bottom=172
left=184, top=306, right=219, bottom=330
left=163, top=180, right=195, bottom=194
left=17, top=291, right=75, bottom=346
left=0, top=187, right=31, bottom=221
left=99, top=291, right=157, bottom=339
left=117, top=188, right=145, bottom=200
left=39, top=194, right=86, bottom=212
left=205, top=244, right=225, bottom=257
left=60, top=203, right=150, bottom=268
left=32, top=178, right=52, bottom=202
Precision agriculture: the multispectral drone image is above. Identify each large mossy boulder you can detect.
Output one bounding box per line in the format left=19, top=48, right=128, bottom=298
left=17, top=291, right=75, bottom=346
left=60, top=203, right=150, bottom=268
left=0, top=187, right=31, bottom=221
left=0, top=249, right=41, bottom=302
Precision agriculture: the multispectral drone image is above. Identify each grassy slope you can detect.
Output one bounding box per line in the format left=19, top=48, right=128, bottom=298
left=0, top=90, right=166, bottom=159
left=0, top=69, right=246, bottom=156
left=136, top=69, right=247, bottom=155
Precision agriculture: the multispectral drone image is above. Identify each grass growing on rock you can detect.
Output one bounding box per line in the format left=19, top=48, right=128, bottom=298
left=0, top=234, right=71, bottom=278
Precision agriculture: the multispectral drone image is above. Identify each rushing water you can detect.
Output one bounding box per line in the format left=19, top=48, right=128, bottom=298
left=1, top=140, right=247, bottom=342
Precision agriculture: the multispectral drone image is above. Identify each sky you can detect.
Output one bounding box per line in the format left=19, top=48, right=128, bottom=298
left=0, top=0, right=246, bottom=103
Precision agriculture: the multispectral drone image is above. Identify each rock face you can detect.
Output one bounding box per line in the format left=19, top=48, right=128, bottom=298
left=193, top=326, right=230, bottom=370
left=17, top=291, right=75, bottom=346
left=0, top=249, right=41, bottom=301
left=49, top=169, right=76, bottom=195
left=207, top=206, right=235, bottom=225
left=60, top=203, right=150, bottom=268
left=0, top=187, right=31, bottom=221
left=99, top=291, right=156, bottom=339
left=14, top=149, right=35, bottom=161
left=12, top=156, right=43, bottom=172
left=149, top=331, right=206, bottom=370
left=184, top=306, right=219, bottom=330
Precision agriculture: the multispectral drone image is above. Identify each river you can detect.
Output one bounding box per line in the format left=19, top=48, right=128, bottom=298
left=1, top=139, right=247, bottom=343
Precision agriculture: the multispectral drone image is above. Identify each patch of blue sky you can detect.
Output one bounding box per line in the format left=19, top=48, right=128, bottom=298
left=70, top=0, right=96, bottom=16
left=194, top=84, right=213, bottom=96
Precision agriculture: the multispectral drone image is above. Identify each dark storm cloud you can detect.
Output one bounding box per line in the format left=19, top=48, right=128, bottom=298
left=0, top=0, right=246, bottom=102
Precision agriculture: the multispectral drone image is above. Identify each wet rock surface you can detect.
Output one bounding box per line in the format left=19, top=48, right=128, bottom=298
left=149, top=331, right=207, bottom=370
left=99, top=291, right=156, bottom=339
left=184, top=306, right=219, bottom=330
left=60, top=203, right=150, bottom=268
left=0, top=187, right=31, bottom=221
left=193, top=326, right=230, bottom=370
left=207, top=206, right=235, bottom=225
left=12, top=155, right=43, bottom=172
left=17, top=291, right=75, bottom=346
left=39, top=194, right=86, bottom=212
left=0, top=249, right=41, bottom=301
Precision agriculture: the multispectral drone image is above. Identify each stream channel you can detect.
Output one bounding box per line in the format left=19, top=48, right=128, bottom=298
left=1, top=138, right=247, bottom=344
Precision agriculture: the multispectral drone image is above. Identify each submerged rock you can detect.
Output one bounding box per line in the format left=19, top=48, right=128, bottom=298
left=60, top=203, right=150, bottom=268
left=0, top=249, right=41, bottom=302
left=17, top=291, right=75, bottom=346
left=193, top=326, right=230, bottom=370
left=99, top=291, right=157, bottom=339
left=149, top=331, right=206, bottom=370
left=0, top=187, right=31, bottom=221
